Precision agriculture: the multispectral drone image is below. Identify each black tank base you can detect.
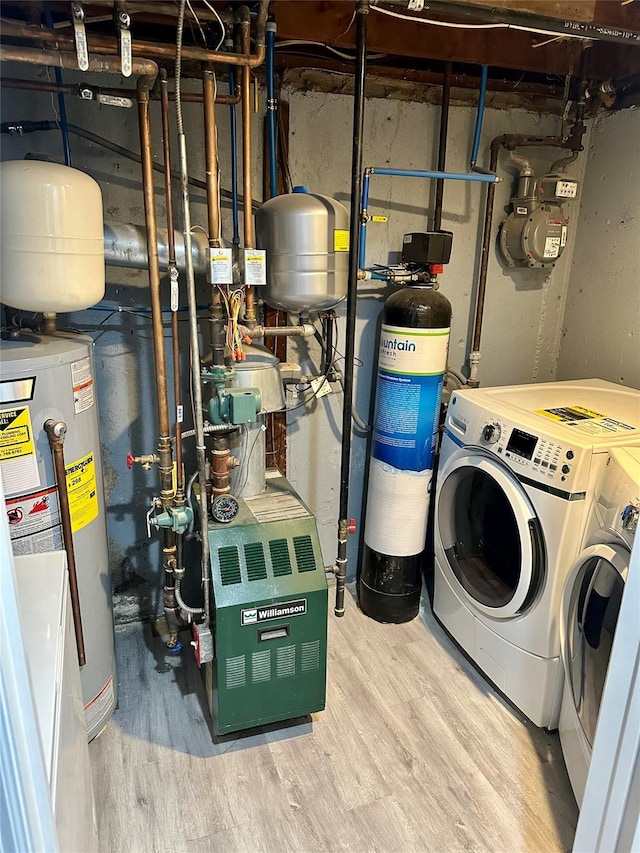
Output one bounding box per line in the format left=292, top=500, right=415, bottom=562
left=358, top=545, right=423, bottom=623
left=358, top=579, right=421, bottom=623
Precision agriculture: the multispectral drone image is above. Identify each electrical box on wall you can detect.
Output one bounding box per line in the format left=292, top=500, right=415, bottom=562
left=499, top=172, right=579, bottom=269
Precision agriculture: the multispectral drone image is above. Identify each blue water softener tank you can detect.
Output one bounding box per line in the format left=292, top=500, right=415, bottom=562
left=359, top=281, right=452, bottom=623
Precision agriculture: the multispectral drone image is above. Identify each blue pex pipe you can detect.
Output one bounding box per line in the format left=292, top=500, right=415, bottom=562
left=226, top=41, right=240, bottom=245
left=358, top=171, right=371, bottom=269
left=358, top=167, right=498, bottom=270
left=369, top=167, right=497, bottom=182
left=266, top=22, right=278, bottom=198
left=471, top=66, right=489, bottom=167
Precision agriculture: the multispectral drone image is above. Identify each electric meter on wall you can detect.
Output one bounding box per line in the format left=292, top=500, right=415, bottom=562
left=499, top=172, right=579, bottom=269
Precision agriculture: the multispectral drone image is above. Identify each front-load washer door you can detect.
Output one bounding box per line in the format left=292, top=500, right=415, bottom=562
left=437, top=452, right=545, bottom=619
left=562, top=544, right=628, bottom=749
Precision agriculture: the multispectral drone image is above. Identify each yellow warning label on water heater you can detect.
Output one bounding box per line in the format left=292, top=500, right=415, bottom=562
left=65, top=451, right=99, bottom=534
left=0, top=406, right=36, bottom=461
left=334, top=229, right=350, bottom=252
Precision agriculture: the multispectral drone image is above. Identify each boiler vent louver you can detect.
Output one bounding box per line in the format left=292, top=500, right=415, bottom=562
left=269, top=539, right=292, bottom=576
left=293, top=535, right=316, bottom=572
left=219, top=546, right=242, bottom=585
left=244, top=541, right=268, bottom=581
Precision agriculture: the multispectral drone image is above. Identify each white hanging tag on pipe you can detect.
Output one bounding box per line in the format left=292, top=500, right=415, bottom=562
left=209, top=247, right=233, bottom=285
left=96, top=94, right=133, bottom=108
left=309, top=376, right=332, bottom=399
left=120, top=29, right=132, bottom=77
left=118, top=11, right=132, bottom=78
left=244, top=249, right=267, bottom=286
left=71, top=2, right=89, bottom=71
left=170, top=267, right=179, bottom=312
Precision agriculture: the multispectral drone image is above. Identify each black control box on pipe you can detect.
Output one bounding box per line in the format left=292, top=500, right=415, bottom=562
left=402, top=231, right=453, bottom=266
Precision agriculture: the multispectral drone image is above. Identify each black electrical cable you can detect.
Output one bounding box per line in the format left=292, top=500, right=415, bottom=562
left=287, top=316, right=339, bottom=414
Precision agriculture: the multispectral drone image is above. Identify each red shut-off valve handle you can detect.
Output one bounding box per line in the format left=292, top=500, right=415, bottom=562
left=348, top=518, right=357, bottom=535
left=127, top=452, right=159, bottom=471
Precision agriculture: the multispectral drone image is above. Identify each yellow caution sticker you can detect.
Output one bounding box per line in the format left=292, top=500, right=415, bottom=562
left=65, top=451, right=99, bottom=534
left=0, top=406, right=40, bottom=495
left=371, top=215, right=388, bottom=223
left=334, top=230, right=350, bottom=252
left=0, top=406, right=36, bottom=460
left=536, top=405, right=603, bottom=423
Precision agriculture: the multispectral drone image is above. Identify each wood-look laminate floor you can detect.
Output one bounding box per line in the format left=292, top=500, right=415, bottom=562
left=89, top=585, right=578, bottom=853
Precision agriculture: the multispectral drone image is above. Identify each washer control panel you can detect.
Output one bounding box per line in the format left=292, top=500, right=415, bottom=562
left=479, top=419, right=575, bottom=484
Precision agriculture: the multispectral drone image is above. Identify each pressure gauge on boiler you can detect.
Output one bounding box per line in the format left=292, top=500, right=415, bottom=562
left=211, top=494, right=240, bottom=523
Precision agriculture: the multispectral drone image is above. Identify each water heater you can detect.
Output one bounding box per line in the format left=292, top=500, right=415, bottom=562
left=0, top=335, right=117, bottom=739
left=255, top=186, right=349, bottom=312
left=0, top=160, right=115, bottom=739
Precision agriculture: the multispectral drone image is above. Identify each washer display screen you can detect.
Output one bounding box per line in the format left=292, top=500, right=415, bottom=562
left=506, top=428, right=538, bottom=460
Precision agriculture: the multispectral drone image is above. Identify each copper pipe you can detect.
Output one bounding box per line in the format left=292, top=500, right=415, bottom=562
left=137, top=83, right=174, bottom=508
left=203, top=67, right=227, bottom=366
left=240, top=8, right=257, bottom=326
left=1, top=17, right=265, bottom=67
left=160, top=70, right=184, bottom=498
left=203, top=69, right=222, bottom=248
left=211, top=437, right=232, bottom=498
left=0, top=43, right=157, bottom=89
left=44, top=420, right=86, bottom=667
left=0, top=75, right=240, bottom=104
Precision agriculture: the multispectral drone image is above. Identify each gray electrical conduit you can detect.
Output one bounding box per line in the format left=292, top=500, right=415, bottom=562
left=176, top=0, right=208, bottom=622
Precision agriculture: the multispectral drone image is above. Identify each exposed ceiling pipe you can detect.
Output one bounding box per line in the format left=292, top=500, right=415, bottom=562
left=0, top=43, right=157, bottom=90
left=370, top=0, right=640, bottom=46
left=335, top=0, right=369, bottom=618
left=0, top=8, right=268, bottom=66
left=0, top=72, right=240, bottom=103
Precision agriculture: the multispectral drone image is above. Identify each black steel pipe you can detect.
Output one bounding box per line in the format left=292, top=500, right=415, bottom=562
left=371, top=0, right=640, bottom=45
left=433, top=61, right=451, bottom=231
left=469, top=142, right=500, bottom=375
left=45, top=420, right=86, bottom=667
left=0, top=74, right=240, bottom=103
left=335, top=0, right=369, bottom=618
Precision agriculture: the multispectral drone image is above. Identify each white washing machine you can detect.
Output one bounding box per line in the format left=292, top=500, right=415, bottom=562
left=559, top=446, right=640, bottom=806
left=433, top=379, right=640, bottom=729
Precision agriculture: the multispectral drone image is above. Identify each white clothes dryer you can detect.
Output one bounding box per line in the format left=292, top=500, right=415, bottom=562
left=433, top=379, right=640, bottom=729
left=559, top=446, right=640, bottom=806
